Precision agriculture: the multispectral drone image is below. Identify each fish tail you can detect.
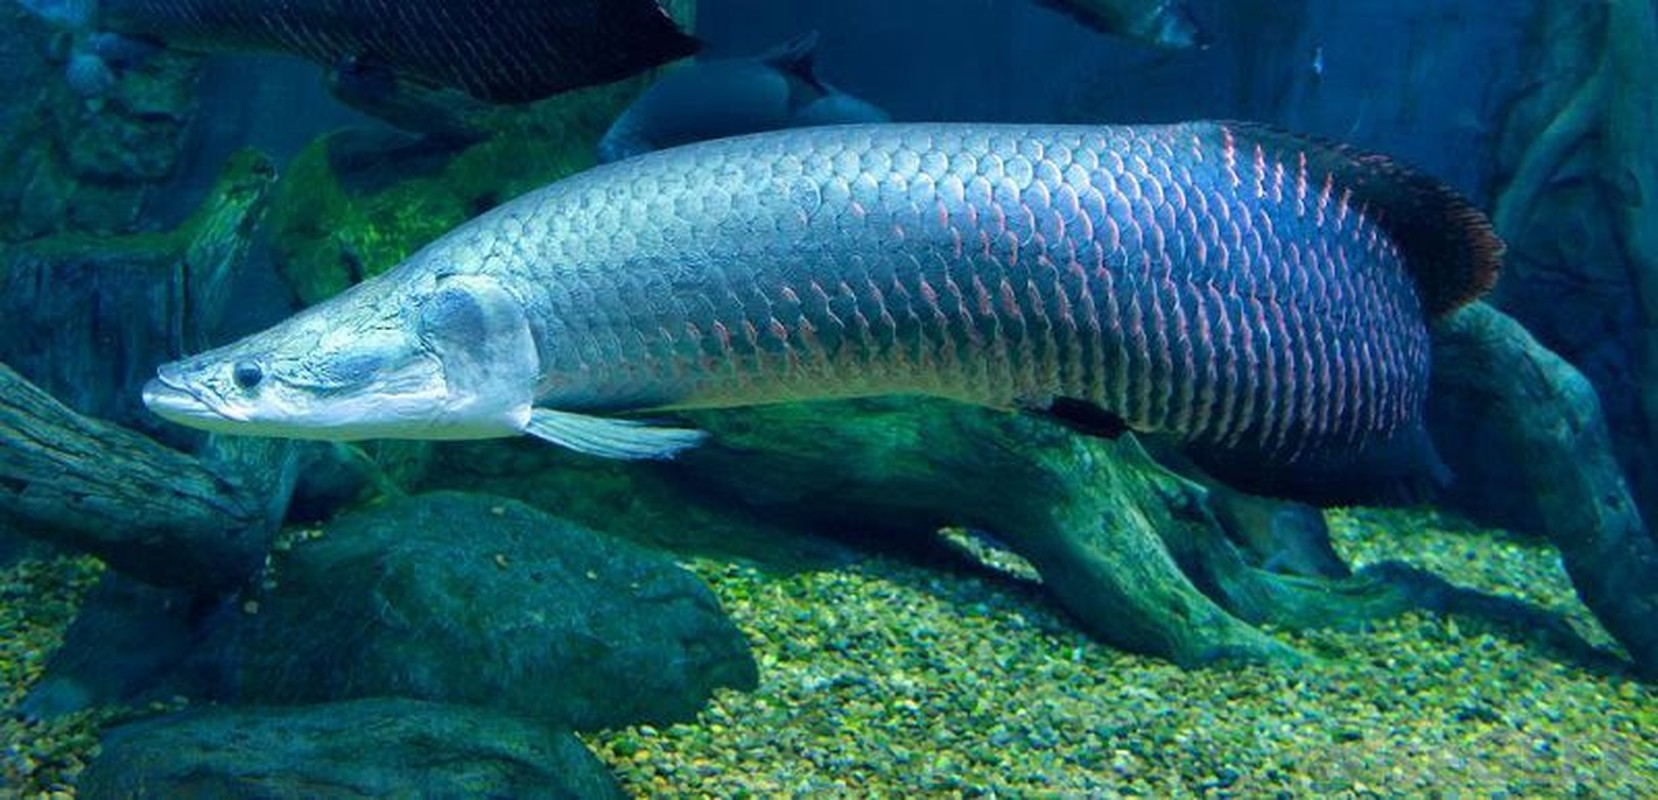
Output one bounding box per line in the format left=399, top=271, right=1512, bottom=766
left=1222, top=122, right=1504, bottom=317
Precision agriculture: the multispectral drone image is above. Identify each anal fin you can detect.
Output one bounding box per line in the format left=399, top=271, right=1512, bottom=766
left=525, top=408, right=708, bottom=460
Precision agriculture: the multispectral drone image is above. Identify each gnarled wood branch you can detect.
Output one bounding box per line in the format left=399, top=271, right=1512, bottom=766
left=0, top=363, right=275, bottom=592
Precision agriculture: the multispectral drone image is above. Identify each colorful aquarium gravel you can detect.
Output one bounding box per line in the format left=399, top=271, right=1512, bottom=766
left=553, top=507, right=1653, bottom=797
left=2, top=512, right=1655, bottom=797
left=1, top=555, right=105, bottom=799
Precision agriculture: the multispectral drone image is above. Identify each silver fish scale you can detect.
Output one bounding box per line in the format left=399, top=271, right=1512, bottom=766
left=409, top=122, right=1429, bottom=463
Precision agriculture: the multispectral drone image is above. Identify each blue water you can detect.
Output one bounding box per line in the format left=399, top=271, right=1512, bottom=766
left=0, top=0, right=1654, bottom=796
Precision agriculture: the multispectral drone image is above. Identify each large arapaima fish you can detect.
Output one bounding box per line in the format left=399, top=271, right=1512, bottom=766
left=142, top=121, right=1502, bottom=504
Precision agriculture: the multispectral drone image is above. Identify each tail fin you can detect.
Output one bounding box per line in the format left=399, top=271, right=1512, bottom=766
left=1222, top=122, right=1504, bottom=317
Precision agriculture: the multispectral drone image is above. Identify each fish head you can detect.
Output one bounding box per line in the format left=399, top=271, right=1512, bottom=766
left=144, top=272, right=540, bottom=441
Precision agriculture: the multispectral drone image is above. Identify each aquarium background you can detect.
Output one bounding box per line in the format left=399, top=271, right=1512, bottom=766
left=1, top=0, right=1655, bottom=796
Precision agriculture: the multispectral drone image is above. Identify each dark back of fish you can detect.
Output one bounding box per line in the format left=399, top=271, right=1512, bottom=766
left=100, top=0, right=698, bottom=102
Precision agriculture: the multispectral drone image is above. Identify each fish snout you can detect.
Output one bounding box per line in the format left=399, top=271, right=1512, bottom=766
left=156, top=360, right=185, bottom=382
left=141, top=363, right=214, bottom=419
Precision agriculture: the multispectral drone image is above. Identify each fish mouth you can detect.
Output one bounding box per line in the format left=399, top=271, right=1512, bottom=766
left=142, top=368, right=241, bottom=426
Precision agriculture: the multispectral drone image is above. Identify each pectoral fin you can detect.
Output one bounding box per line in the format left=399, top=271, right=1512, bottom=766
left=525, top=408, right=708, bottom=460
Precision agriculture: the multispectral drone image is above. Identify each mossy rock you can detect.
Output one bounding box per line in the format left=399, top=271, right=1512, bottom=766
left=186, top=491, right=757, bottom=729
left=81, top=698, right=625, bottom=800
left=267, top=78, right=655, bottom=305
left=0, top=7, right=199, bottom=240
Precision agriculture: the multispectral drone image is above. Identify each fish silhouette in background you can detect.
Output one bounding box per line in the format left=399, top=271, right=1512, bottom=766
left=143, top=121, right=1502, bottom=506
left=18, top=0, right=698, bottom=127
left=1037, top=0, right=1207, bottom=48
left=597, top=31, right=890, bottom=164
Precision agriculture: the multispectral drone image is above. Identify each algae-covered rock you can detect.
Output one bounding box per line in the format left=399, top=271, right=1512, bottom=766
left=19, top=575, right=198, bottom=720
left=0, top=148, right=276, bottom=428
left=267, top=79, right=654, bottom=305
left=58, top=54, right=198, bottom=186
left=79, top=698, right=624, bottom=800
left=189, top=491, right=756, bottom=729
left=0, top=5, right=199, bottom=240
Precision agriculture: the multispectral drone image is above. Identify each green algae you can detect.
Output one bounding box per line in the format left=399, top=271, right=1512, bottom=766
left=266, top=79, right=651, bottom=305
left=8, top=147, right=275, bottom=272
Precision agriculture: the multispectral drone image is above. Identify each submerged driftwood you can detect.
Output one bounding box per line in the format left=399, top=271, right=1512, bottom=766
left=0, top=363, right=276, bottom=591
left=679, top=402, right=1303, bottom=666
left=652, top=306, right=1652, bottom=673
left=1431, top=302, right=1658, bottom=679
left=0, top=149, right=288, bottom=592
left=662, top=398, right=1597, bottom=669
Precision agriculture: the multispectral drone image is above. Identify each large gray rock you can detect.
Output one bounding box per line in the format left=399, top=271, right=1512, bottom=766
left=78, top=698, right=624, bottom=800
left=189, top=491, right=757, bottom=728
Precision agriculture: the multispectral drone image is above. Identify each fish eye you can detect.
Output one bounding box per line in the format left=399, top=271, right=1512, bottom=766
left=232, top=360, right=265, bottom=390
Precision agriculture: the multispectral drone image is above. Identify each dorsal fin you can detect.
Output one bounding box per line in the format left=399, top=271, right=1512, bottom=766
left=1219, top=121, right=1504, bottom=317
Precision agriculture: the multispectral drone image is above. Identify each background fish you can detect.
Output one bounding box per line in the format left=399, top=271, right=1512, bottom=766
left=143, top=122, right=1501, bottom=505
left=597, top=32, right=889, bottom=164
left=21, top=0, right=698, bottom=104
left=1036, top=0, right=1206, bottom=48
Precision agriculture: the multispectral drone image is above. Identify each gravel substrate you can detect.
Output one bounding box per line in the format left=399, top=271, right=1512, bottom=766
left=1, top=555, right=105, bottom=799
left=3, top=507, right=1655, bottom=798
left=583, top=508, right=1656, bottom=797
